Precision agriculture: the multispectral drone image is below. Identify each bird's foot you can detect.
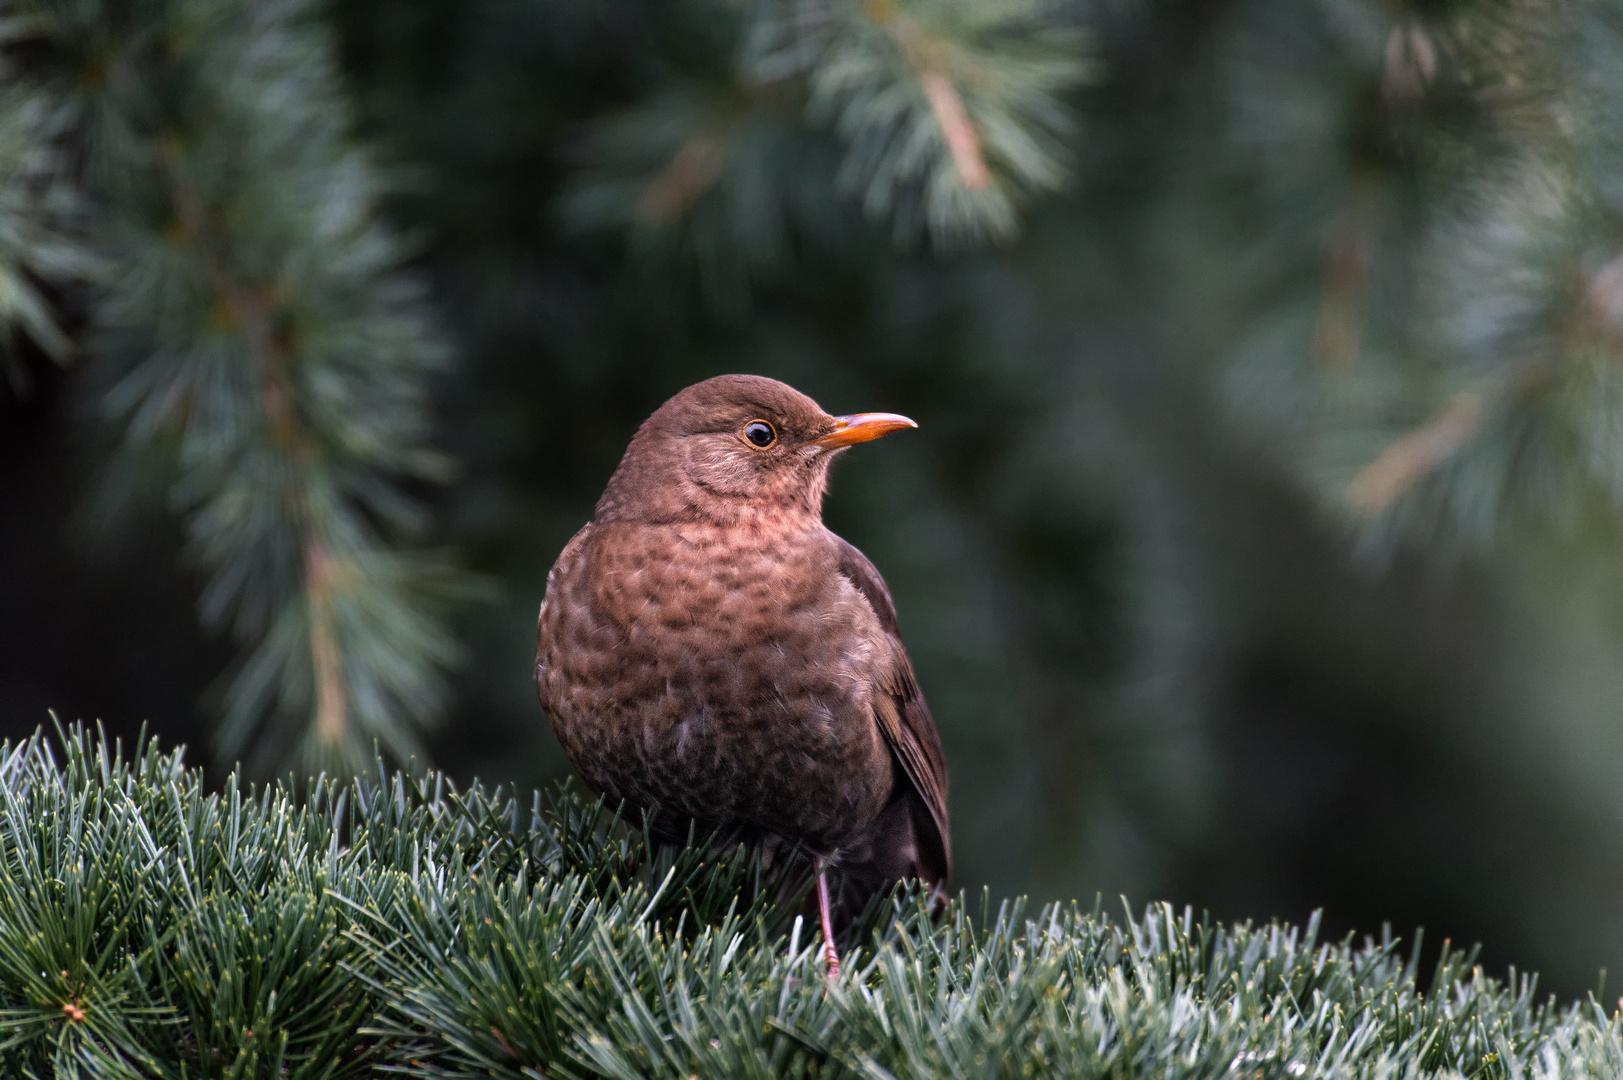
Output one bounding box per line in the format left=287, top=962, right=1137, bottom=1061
left=822, top=938, right=841, bottom=979
left=816, top=866, right=841, bottom=980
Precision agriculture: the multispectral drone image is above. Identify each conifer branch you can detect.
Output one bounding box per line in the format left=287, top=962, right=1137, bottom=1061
left=572, top=0, right=1090, bottom=260
left=0, top=31, right=90, bottom=386
left=0, top=727, right=1616, bottom=1078
left=864, top=0, right=992, bottom=191
left=1313, top=181, right=1377, bottom=372
left=157, top=137, right=359, bottom=758
left=304, top=542, right=350, bottom=747
left=808, top=0, right=1089, bottom=245
left=1382, top=21, right=1437, bottom=106
left=637, top=127, right=731, bottom=224
left=10, top=0, right=469, bottom=774
left=919, top=70, right=991, bottom=191
left=1584, top=251, right=1623, bottom=324
left=1225, top=5, right=1623, bottom=550
left=1345, top=236, right=1623, bottom=519
left=1347, top=390, right=1485, bottom=513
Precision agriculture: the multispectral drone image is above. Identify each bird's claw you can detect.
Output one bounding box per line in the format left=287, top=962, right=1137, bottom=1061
left=823, top=940, right=841, bottom=979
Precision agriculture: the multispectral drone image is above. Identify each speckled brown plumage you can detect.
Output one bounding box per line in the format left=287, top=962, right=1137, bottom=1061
left=535, top=375, right=951, bottom=933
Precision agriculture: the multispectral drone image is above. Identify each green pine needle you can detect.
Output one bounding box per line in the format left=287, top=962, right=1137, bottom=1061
left=9, top=0, right=474, bottom=776
left=0, top=722, right=1617, bottom=1079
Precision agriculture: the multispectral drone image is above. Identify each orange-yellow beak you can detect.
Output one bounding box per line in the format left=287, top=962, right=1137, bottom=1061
left=814, top=412, right=918, bottom=449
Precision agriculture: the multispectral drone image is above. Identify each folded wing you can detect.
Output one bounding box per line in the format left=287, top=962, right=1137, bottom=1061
left=833, top=535, right=952, bottom=885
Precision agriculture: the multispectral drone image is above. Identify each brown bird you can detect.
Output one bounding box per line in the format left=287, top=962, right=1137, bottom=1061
left=535, top=374, right=950, bottom=975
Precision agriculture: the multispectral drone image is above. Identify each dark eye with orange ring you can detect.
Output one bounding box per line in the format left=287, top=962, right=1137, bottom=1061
left=743, top=421, right=777, bottom=448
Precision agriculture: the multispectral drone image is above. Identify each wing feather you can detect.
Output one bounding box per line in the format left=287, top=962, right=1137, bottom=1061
left=832, top=534, right=952, bottom=883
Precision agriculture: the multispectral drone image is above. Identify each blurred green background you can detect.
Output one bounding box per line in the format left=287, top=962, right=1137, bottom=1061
left=4, top=0, right=1623, bottom=1000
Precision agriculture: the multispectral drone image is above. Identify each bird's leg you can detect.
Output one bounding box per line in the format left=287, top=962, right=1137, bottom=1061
left=816, top=864, right=841, bottom=978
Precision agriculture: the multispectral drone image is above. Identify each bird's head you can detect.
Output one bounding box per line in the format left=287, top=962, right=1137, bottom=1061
left=594, top=374, right=916, bottom=528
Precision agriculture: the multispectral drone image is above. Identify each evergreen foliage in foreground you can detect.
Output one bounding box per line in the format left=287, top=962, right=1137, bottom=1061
left=0, top=725, right=1617, bottom=1079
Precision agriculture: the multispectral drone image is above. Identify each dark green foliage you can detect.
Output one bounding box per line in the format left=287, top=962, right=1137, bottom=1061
left=0, top=11, right=89, bottom=385
left=2, top=0, right=473, bottom=777
left=13, top=0, right=1623, bottom=1038
left=0, top=0, right=1090, bottom=783
left=563, top=0, right=1092, bottom=280
left=2, top=723, right=1620, bottom=1078
left=331, top=0, right=1623, bottom=995
left=1206, top=0, right=1623, bottom=554
left=553, top=0, right=1623, bottom=554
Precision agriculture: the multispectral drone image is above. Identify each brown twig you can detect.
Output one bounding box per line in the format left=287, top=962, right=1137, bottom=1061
left=921, top=71, right=991, bottom=191
left=1313, top=182, right=1377, bottom=372
left=1383, top=21, right=1438, bottom=106
left=1346, top=390, right=1485, bottom=514
left=489, top=1026, right=520, bottom=1061
left=638, top=129, right=729, bottom=224
left=1585, top=251, right=1623, bottom=324
left=1347, top=247, right=1623, bottom=514
left=304, top=543, right=348, bottom=745
left=865, top=0, right=992, bottom=191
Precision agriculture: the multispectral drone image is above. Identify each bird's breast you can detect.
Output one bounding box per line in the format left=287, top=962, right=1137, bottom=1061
left=536, top=520, right=893, bottom=847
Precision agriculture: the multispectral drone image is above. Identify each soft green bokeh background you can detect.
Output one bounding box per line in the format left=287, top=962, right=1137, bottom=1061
left=4, top=0, right=1623, bottom=1001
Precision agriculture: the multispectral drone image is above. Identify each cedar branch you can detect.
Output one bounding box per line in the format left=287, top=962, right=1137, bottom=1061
left=159, top=139, right=352, bottom=750
left=1346, top=390, right=1484, bottom=514
left=637, top=129, right=728, bottom=224
left=921, top=70, right=991, bottom=191
left=866, top=1, right=993, bottom=191
left=1348, top=247, right=1623, bottom=514
left=1313, top=183, right=1377, bottom=372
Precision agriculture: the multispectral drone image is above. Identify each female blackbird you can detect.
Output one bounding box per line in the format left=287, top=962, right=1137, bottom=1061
left=535, top=375, right=950, bottom=975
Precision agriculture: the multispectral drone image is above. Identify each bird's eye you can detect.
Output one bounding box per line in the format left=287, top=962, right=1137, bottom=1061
left=743, top=420, right=777, bottom=448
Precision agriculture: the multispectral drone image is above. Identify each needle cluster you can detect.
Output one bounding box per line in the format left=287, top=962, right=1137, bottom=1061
left=1, top=0, right=471, bottom=775
left=0, top=723, right=1618, bottom=1079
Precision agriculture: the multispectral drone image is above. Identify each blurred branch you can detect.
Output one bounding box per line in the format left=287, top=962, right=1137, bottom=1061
left=865, top=0, right=992, bottom=191
left=0, top=29, right=93, bottom=389
left=1224, top=2, right=1623, bottom=551
left=919, top=70, right=991, bottom=191
left=1584, top=251, right=1623, bottom=325
left=1382, top=20, right=1437, bottom=107
left=304, top=543, right=350, bottom=746
left=636, top=127, right=731, bottom=224
left=1346, top=390, right=1485, bottom=514
left=12, top=0, right=470, bottom=775
left=158, top=137, right=357, bottom=756
left=567, top=0, right=1090, bottom=264
left=807, top=0, right=1091, bottom=246
left=1313, top=181, right=1378, bottom=373
left=1347, top=240, right=1623, bottom=517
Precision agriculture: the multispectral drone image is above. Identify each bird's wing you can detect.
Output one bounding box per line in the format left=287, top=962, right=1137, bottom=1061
left=832, top=534, right=952, bottom=883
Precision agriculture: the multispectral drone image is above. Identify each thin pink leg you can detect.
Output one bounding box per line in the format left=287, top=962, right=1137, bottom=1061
left=816, top=869, right=841, bottom=978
